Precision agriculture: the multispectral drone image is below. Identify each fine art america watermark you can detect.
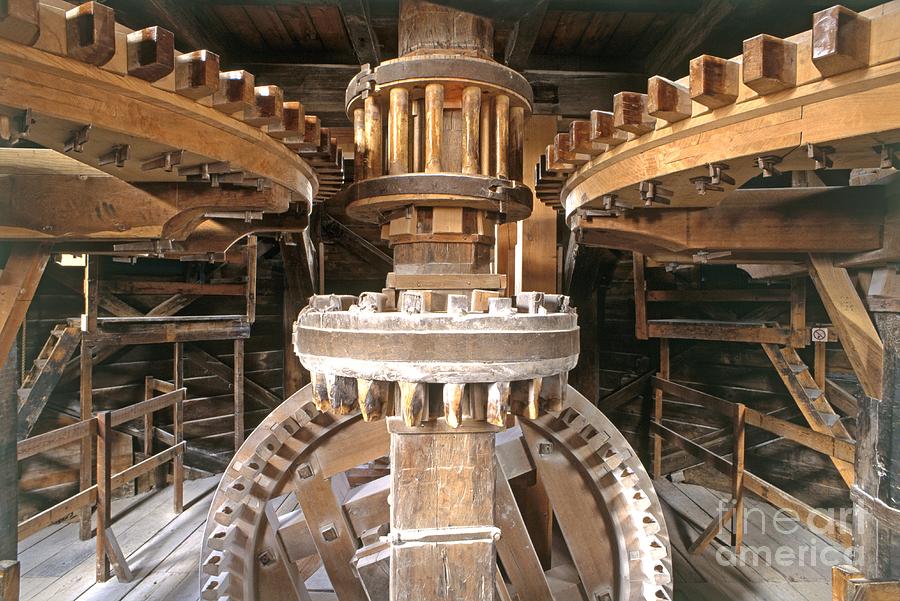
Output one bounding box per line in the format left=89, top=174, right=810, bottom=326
left=711, top=500, right=854, bottom=568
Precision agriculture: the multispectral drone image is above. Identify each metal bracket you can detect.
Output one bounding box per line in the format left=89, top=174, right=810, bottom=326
left=757, top=155, right=783, bottom=177
left=141, top=149, right=184, bottom=172
left=63, top=125, right=92, bottom=153
left=1, top=108, right=34, bottom=143
left=638, top=179, right=672, bottom=206
left=874, top=143, right=900, bottom=169
left=708, top=162, right=734, bottom=186
left=807, top=142, right=835, bottom=169
left=98, top=144, right=130, bottom=168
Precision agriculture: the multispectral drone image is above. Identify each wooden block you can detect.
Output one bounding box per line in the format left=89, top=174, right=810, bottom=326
left=554, top=132, right=589, bottom=165
left=545, top=144, right=574, bottom=172
left=175, top=50, right=220, bottom=99
left=432, top=207, right=464, bottom=233
left=811, top=5, right=870, bottom=77
left=304, top=115, right=321, bottom=145
left=647, top=75, right=691, bottom=123
left=569, top=119, right=604, bottom=155
left=213, top=70, right=255, bottom=114
left=613, top=91, right=655, bottom=135
left=0, top=0, right=39, bottom=45
left=689, top=54, right=739, bottom=109
left=590, top=110, right=628, bottom=146
left=126, top=26, right=174, bottom=82
left=0, top=561, right=19, bottom=601
left=65, top=1, right=115, bottom=66
left=244, top=85, right=284, bottom=127
left=268, top=101, right=304, bottom=139
left=470, top=289, right=500, bottom=312
left=742, top=34, right=797, bottom=95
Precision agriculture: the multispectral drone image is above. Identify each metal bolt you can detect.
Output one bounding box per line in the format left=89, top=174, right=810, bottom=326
left=297, top=463, right=313, bottom=479
left=538, top=442, right=553, bottom=456
left=257, top=550, right=275, bottom=566
left=321, top=524, right=338, bottom=541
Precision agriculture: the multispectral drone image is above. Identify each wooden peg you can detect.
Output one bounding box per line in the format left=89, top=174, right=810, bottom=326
left=494, top=94, right=510, bottom=178
left=443, top=383, right=465, bottom=428
left=364, top=95, right=383, bottom=177
left=268, top=101, right=304, bottom=139
left=689, top=55, right=739, bottom=109
left=175, top=50, right=220, bottom=99
left=326, top=375, right=357, bottom=415
left=0, top=0, right=39, bottom=45
left=647, top=76, right=691, bottom=123
left=569, top=120, right=604, bottom=156
left=509, top=105, right=525, bottom=181
left=424, top=83, right=444, bottom=173
left=126, top=26, right=174, bottom=82
left=399, top=381, right=426, bottom=427
left=353, top=107, right=366, bottom=180
left=358, top=380, right=390, bottom=421
left=245, top=85, right=284, bottom=127
left=811, top=5, right=870, bottom=77
left=743, top=34, right=797, bottom=95
left=526, top=378, right=541, bottom=420
left=487, top=381, right=510, bottom=427
left=461, top=86, right=481, bottom=175
left=311, top=371, right=331, bottom=412
left=213, top=70, right=255, bottom=114
left=613, top=91, right=655, bottom=135
left=540, top=372, right=566, bottom=413
left=388, top=87, right=409, bottom=175
left=480, top=95, right=491, bottom=175
left=65, top=2, right=115, bottom=66
left=590, top=110, right=628, bottom=147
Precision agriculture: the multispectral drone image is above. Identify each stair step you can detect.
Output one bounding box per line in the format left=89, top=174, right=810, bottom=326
left=802, top=386, right=823, bottom=400
left=33, top=358, right=48, bottom=370
left=788, top=363, right=809, bottom=374
left=17, top=387, right=31, bottom=402
left=817, top=412, right=840, bottom=428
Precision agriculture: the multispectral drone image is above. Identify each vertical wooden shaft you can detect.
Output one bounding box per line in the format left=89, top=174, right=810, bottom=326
left=78, top=338, right=93, bottom=540
left=0, top=344, right=17, bottom=563
left=653, top=338, right=669, bottom=480
left=494, top=94, right=509, bottom=178
left=790, top=276, right=807, bottom=347
left=246, top=235, right=258, bottom=324
left=364, top=96, right=383, bottom=177
left=389, top=419, right=496, bottom=601
left=388, top=87, right=410, bottom=175
left=508, top=106, right=525, bottom=181
left=173, top=343, right=184, bottom=513
left=96, top=410, right=112, bottom=582
left=461, top=86, right=481, bottom=175
left=480, top=96, right=491, bottom=175
left=731, top=403, right=746, bottom=551
left=353, top=107, right=367, bottom=181
left=424, top=83, right=444, bottom=173
left=234, top=339, right=245, bottom=450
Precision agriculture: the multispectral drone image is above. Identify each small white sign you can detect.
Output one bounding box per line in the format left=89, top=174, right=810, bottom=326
left=811, top=327, right=829, bottom=343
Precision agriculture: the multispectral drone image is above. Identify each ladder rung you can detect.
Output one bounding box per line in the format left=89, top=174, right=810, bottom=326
left=817, top=412, right=840, bottom=428
left=788, top=363, right=808, bottom=374
left=17, top=387, right=31, bottom=402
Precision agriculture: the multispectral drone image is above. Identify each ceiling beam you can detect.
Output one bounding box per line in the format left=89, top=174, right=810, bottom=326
left=143, top=0, right=232, bottom=56
left=338, top=0, right=381, bottom=66
left=504, top=0, right=549, bottom=71
left=643, top=0, right=739, bottom=78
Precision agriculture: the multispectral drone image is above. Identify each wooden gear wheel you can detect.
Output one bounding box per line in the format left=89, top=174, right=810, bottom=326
left=200, top=384, right=672, bottom=601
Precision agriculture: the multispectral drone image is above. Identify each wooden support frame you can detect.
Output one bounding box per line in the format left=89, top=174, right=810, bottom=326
left=652, top=338, right=668, bottom=479
left=633, top=252, right=648, bottom=340
left=0, top=243, right=50, bottom=369
left=234, top=338, right=245, bottom=450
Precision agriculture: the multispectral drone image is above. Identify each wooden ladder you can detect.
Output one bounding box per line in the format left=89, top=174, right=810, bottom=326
left=762, top=343, right=855, bottom=487
left=17, top=323, right=82, bottom=440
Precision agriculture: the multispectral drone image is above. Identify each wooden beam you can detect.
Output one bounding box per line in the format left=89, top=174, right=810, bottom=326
left=0, top=243, right=49, bottom=367
left=645, top=0, right=738, bottom=77
left=233, top=338, right=244, bottom=450
left=0, top=560, right=18, bottom=601
left=338, top=0, right=379, bottom=66
left=143, top=0, right=230, bottom=56
left=0, top=344, right=16, bottom=563
left=184, top=344, right=281, bottom=410
left=517, top=114, right=558, bottom=293
left=504, top=0, right=548, bottom=71
left=809, top=254, right=884, bottom=399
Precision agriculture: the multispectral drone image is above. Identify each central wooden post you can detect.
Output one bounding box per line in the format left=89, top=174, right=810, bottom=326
left=388, top=418, right=497, bottom=600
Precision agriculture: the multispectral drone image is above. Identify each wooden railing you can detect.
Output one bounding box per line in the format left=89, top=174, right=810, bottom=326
left=650, top=375, right=854, bottom=551
left=16, top=386, right=186, bottom=583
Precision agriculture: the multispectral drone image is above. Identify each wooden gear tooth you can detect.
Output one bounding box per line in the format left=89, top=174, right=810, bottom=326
left=357, top=379, right=390, bottom=421
left=65, top=1, right=116, bottom=66
left=214, top=70, right=256, bottom=114
left=0, top=0, right=40, bottom=45
left=126, top=26, right=175, bottom=83
left=590, top=109, right=629, bottom=146
left=487, top=381, right=510, bottom=427
left=245, top=85, right=284, bottom=128
left=175, top=50, right=220, bottom=99
left=326, top=374, right=358, bottom=415
left=742, top=34, right=797, bottom=95
left=399, top=381, right=426, bottom=427
left=613, top=91, right=655, bottom=136
left=689, top=54, right=740, bottom=109
left=811, top=5, right=871, bottom=77
left=646, top=76, right=691, bottom=123
left=310, top=371, right=331, bottom=412
left=443, top=383, right=465, bottom=428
